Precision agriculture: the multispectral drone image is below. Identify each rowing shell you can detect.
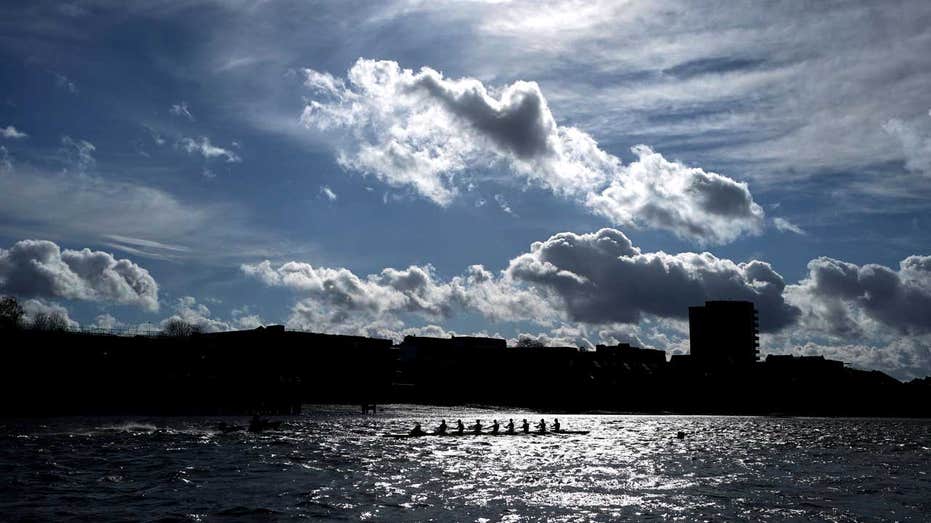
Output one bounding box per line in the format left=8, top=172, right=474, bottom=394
left=381, top=430, right=590, bottom=439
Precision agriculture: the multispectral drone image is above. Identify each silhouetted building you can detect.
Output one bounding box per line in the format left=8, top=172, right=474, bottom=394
left=764, top=354, right=844, bottom=374
left=689, top=300, right=759, bottom=366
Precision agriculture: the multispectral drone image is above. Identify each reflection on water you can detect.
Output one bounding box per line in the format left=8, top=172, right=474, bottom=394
left=1, top=405, right=929, bottom=521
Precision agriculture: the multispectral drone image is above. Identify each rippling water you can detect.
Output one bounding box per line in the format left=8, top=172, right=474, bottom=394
left=2, top=405, right=929, bottom=521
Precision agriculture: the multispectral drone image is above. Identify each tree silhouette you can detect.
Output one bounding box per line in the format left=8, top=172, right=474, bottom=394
left=161, top=318, right=202, bottom=337
left=0, top=296, right=24, bottom=330
left=30, top=311, right=70, bottom=332
left=515, top=337, right=545, bottom=348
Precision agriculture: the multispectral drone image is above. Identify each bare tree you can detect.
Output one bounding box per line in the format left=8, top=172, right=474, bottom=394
left=161, top=318, right=202, bottom=337
left=30, top=311, right=70, bottom=332
left=0, top=296, right=24, bottom=330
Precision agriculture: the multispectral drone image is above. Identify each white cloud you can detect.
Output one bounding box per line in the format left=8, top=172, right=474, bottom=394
left=300, top=59, right=764, bottom=244
left=494, top=193, right=514, bottom=215
left=92, top=313, right=123, bottom=330
left=0, top=239, right=159, bottom=311
left=159, top=296, right=231, bottom=333
left=883, top=112, right=931, bottom=175
left=170, top=101, right=195, bottom=121
left=773, top=217, right=806, bottom=235
left=786, top=255, right=931, bottom=337
left=20, top=298, right=79, bottom=329
left=60, top=136, right=95, bottom=173
left=0, top=146, right=12, bottom=174
left=320, top=185, right=337, bottom=201
left=505, top=228, right=799, bottom=331
left=1, top=125, right=27, bottom=139
left=54, top=72, right=76, bottom=93
left=243, top=227, right=799, bottom=335
left=242, top=259, right=552, bottom=335
left=178, top=136, right=241, bottom=163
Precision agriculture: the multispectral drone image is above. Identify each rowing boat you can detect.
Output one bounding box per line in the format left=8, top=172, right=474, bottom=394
left=381, top=430, right=590, bottom=439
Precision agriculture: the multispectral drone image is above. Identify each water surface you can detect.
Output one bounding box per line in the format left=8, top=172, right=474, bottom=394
left=2, top=405, right=929, bottom=521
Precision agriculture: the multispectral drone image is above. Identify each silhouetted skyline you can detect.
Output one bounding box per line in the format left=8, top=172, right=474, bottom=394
left=3, top=297, right=929, bottom=417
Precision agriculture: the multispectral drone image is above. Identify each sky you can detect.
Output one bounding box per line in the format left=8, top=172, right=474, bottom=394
left=1, top=0, right=930, bottom=379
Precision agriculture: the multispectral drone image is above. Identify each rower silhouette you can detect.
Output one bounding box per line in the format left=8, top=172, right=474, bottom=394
left=472, top=419, right=482, bottom=434
left=436, top=419, right=448, bottom=435
left=456, top=419, right=465, bottom=435
left=410, top=422, right=424, bottom=436
left=491, top=420, right=500, bottom=434
left=506, top=418, right=515, bottom=434
left=536, top=418, right=547, bottom=433
left=553, top=418, right=561, bottom=432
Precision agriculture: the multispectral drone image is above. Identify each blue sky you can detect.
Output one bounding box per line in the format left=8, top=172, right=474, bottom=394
left=2, top=1, right=931, bottom=379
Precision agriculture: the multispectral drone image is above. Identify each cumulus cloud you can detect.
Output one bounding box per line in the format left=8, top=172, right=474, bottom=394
left=0, top=239, right=159, bottom=311
left=586, top=145, right=764, bottom=244
left=178, top=136, right=241, bottom=163
left=773, top=217, right=806, bottom=235
left=242, top=259, right=551, bottom=335
left=300, top=59, right=764, bottom=244
left=505, top=228, right=799, bottom=331
left=159, top=296, right=231, bottom=333
left=244, top=227, right=799, bottom=336
left=1, top=126, right=27, bottom=139
left=20, top=298, right=79, bottom=329
left=170, top=101, right=195, bottom=121
left=92, top=313, right=123, bottom=330
left=787, top=255, right=931, bottom=337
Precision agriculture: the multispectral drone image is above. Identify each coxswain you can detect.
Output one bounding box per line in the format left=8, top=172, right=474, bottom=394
left=553, top=418, right=561, bottom=433
left=436, top=419, right=448, bottom=435
left=506, top=418, right=515, bottom=434
left=472, top=419, right=483, bottom=434
left=456, top=419, right=465, bottom=434
left=536, top=418, right=547, bottom=433
left=410, top=422, right=425, bottom=436
left=521, top=418, right=530, bottom=433
left=491, top=420, right=500, bottom=435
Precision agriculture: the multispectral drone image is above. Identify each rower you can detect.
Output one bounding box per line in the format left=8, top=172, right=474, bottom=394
left=456, top=419, right=465, bottom=434
left=472, top=419, right=483, bottom=434
left=410, top=423, right=425, bottom=436
left=553, top=418, right=561, bottom=433
left=521, top=419, right=530, bottom=433
left=491, top=420, right=500, bottom=435
left=506, top=419, right=515, bottom=434
left=436, top=419, right=448, bottom=435
left=536, top=418, right=547, bottom=433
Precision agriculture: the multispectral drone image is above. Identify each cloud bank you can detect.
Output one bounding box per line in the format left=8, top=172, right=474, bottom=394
left=0, top=239, right=159, bottom=311
left=243, top=228, right=799, bottom=335
left=300, top=59, right=764, bottom=244
left=788, top=255, right=931, bottom=337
